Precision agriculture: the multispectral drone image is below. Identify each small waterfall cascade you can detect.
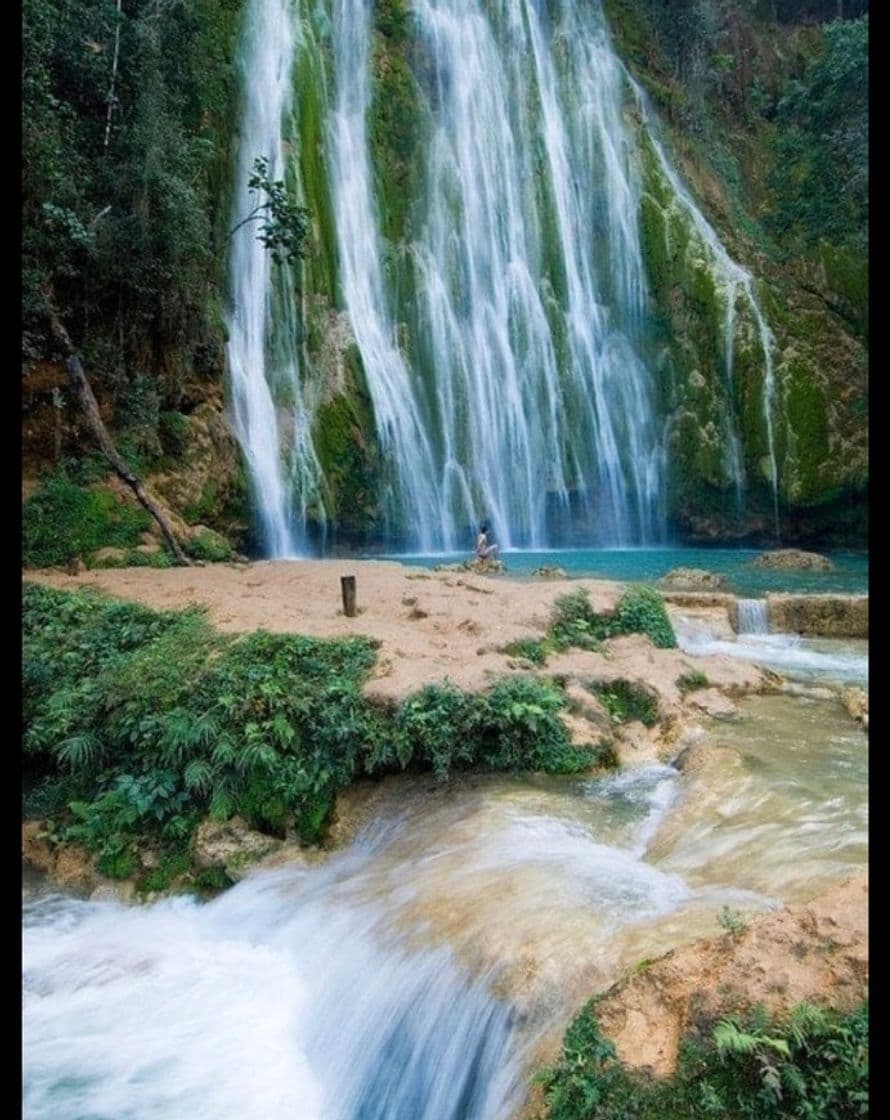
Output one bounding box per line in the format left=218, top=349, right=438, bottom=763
left=22, top=880, right=523, bottom=1120
left=735, top=597, right=770, bottom=635
left=227, top=0, right=782, bottom=553
left=225, top=0, right=326, bottom=557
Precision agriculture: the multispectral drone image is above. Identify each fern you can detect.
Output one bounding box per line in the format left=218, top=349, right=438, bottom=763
left=55, top=732, right=104, bottom=772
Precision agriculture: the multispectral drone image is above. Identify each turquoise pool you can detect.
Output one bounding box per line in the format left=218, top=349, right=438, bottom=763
left=373, top=548, right=868, bottom=598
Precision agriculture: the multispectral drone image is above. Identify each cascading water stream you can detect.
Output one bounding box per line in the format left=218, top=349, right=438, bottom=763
left=736, top=597, right=770, bottom=635
left=226, top=0, right=326, bottom=557
left=23, top=724, right=866, bottom=1118
left=328, top=0, right=442, bottom=552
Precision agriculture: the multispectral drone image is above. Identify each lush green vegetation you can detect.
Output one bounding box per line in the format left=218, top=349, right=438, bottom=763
left=23, top=0, right=245, bottom=462
left=505, top=586, right=677, bottom=665
left=539, top=997, right=868, bottom=1120
left=767, top=16, right=867, bottom=251
left=23, top=584, right=600, bottom=884
left=23, top=471, right=151, bottom=567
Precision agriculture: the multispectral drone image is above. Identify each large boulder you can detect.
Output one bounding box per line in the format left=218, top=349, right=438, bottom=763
left=750, top=549, right=833, bottom=571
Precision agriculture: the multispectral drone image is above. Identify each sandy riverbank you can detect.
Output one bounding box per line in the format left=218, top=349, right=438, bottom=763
left=24, top=560, right=772, bottom=715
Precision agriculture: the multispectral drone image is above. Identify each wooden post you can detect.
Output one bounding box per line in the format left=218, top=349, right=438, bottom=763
left=341, top=575, right=357, bottom=617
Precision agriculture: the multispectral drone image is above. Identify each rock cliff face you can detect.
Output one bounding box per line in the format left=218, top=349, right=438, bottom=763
left=607, top=0, right=867, bottom=545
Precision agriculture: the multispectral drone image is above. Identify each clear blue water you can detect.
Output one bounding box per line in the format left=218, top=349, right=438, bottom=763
left=372, top=548, right=869, bottom=598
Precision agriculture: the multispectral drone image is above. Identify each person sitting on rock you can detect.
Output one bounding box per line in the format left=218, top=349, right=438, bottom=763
left=475, top=523, right=499, bottom=563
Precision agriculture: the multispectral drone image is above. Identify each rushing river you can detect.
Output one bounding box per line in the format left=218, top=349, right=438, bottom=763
left=23, top=681, right=866, bottom=1120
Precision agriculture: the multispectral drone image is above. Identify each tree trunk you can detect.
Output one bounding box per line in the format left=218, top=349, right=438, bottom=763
left=104, top=0, right=123, bottom=152
left=45, top=302, right=191, bottom=566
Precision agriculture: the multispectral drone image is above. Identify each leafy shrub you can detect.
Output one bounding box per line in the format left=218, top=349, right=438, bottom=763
left=22, top=474, right=151, bottom=567
left=676, top=669, right=709, bottom=694
left=394, top=677, right=590, bottom=777
left=538, top=999, right=631, bottom=1120
left=717, top=905, right=748, bottom=935
left=550, top=589, right=604, bottom=651
left=589, top=679, right=659, bottom=727
left=158, top=411, right=190, bottom=457
left=22, top=775, right=76, bottom=818
left=539, top=999, right=868, bottom=1120
left=548, top=586, right=676, bottom=652
left=504, top=638, right=550, bottom=665
left=613, top=586, right=677, bottom=649
left=483, top=677, right=590, bottom=773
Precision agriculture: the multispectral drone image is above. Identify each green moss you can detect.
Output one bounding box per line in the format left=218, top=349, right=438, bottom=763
left=183, top=479, right=220, bottom=526
left=97, top=848, right=139, bottom=881
left=23, top=475, right=152, bottom=568
left=138, top=850, right=191, bottom=894
left=817, top=242, right=868, bottom=340
left=589, top=679, right=659, bottom=727
left=312, top=369, right=381, bottom=532
left=639, top=193, right=669, bottom=301
left=782, top=358, right=830, bottom=503
left=185, top=527, right=234, bottom=563
left=191, top=866, right=234, bottom=897
left=368, top=36, right=426, bottom=245
left=295, top=34, right=339, bottom=303
left=375, top=0, right=410, bottom=42
left=676, top=669, right=709, bottom=694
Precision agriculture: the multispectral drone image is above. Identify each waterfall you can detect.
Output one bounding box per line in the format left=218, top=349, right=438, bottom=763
left=226, top=0, right=326, bottom=557
left=324, top=0, right=667, bottom=549
left=735, top=598, right=770, bottom=635
left=229, top=0, right=781, bottom=552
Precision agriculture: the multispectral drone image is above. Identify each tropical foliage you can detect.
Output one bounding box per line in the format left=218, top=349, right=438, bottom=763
left=539, top=997, right=868, bottom=1120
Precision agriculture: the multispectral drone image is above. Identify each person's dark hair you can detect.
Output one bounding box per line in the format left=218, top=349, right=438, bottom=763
left=480, top=522, right=489, bottom=534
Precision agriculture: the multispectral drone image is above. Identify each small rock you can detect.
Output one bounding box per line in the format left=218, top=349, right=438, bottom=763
left=533, top=566, right=567, bottom=580
left=661, top=568, right=728, bottom=590
left=687, top=688, right=739, bottom=719
left=842, top=686, right=868, bottom=730
left=89, top=881, right=136, bottom=903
